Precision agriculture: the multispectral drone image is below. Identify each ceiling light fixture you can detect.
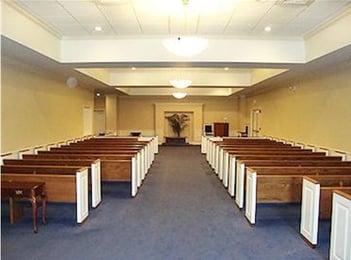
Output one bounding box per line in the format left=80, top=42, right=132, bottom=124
left=162, top=0, right=208, bottom=57
left=163, top=36, right=208, bottom=57
left=172, top=92, right=187, bottom=99
left=95, top=26, right=102, bottom=31
left=170, top=79, right=192, bottom=89
left=264, top=26, right=271, bottom=32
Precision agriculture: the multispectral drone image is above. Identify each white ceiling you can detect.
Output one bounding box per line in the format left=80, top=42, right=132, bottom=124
left=5, top=0, right=351, bottom=97
left=14, top=0, right=351, bottom=38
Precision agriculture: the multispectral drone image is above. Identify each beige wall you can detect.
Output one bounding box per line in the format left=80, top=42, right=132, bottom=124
left=3, top=56, right=350, bottom=152
left=245, top=64, right=351, bottom=152
left=1, top=61, right=94, bottom=153
left=117, top=96, right=240, bottom=142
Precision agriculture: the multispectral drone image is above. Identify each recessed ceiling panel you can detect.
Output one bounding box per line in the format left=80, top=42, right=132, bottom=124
left=7, top=0, right=351, bottom=97
left=14, top=0, right=351, bottom=38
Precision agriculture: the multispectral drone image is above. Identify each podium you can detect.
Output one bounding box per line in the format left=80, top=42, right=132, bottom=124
left=214, top=122, right=229, bottom=137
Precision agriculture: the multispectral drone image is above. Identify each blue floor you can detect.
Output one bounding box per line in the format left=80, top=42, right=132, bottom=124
left=1, top=146, right=329, bottom=259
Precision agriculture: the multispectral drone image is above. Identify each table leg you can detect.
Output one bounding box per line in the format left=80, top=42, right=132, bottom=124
left=9, top=197, right=24, bottom=224
left=31, top=197, right=38, bottom=233
left=42, top=194, right=47, bottom=224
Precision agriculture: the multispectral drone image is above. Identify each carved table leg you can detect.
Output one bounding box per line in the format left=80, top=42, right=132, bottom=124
left=41, top=193, right=47, bottom=224
left=31, top=197, right=38, bottom=233
left=9, top=197, right=23, bottom=224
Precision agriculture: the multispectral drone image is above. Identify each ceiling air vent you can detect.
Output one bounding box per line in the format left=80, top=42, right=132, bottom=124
left=95, top=0, right=126, bottom=6
left=276, top=0, right=314, bottom=6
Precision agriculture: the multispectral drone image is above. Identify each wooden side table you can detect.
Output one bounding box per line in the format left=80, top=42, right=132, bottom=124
left=1, top=181, right=47, bottom=233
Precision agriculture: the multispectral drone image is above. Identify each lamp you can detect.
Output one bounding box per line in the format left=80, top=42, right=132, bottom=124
left=162, top=0, right=208, bottom=57
left=170, top=79, right=192, bottom=89
left=162, top=36, right=208, bottom=57
left=172, top=92, right=187, bottom=99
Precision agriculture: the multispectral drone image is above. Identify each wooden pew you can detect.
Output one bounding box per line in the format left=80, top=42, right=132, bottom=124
left=74, top=137, right=155, bottom=162
left=33, top=152, right=139, bottom=197
left=214, top=143, right=306, bottom=178
left=54, top=142, right=151, bottom=166
left=209, top=140, right=290, bottom=172
left=24, top=136, right=156, bottom=198
left=48, top=146, right=149, bottom=179
left=216, top=145, right=305, bottom=180
left=3, top=158, right=101, bottom=208
left=65, top=138, right=155, bottom=170
left=300, top=175, right=351, bottom=247
left=245, top=166, right=351, bottom=225
left=329, top=190, right=351, bottom=260
left=37, top=150, right=137, bottom=180
left=234, top=156, right=343, bottom=205
left=223, top=149, right=327, bottom=189
left=228, top=151, right=333, bottom=204
left=209, top=138, right=326, bottom=189
left=208, top=137, right=289, bottom=162
left=211, top=138, right=303, bottom=167
left=80, top=136, right=157, bottom=153
left=1, top=165, right=89, bottom=224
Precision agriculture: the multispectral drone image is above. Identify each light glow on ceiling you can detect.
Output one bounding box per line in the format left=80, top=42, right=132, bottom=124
left=170, top=79, right=192, bottom=89
left=172, top=92, right=187, bottom=99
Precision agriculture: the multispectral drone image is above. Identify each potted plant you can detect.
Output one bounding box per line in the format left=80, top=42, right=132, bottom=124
left=165, top=113, right=190, bottom=137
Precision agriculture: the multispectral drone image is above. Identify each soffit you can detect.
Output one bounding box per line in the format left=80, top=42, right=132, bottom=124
left=4, top=0, right=351, bottom=97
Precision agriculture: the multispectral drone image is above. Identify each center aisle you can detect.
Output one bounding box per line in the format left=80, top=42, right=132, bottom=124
left=112, top=145, right=326, bottom=259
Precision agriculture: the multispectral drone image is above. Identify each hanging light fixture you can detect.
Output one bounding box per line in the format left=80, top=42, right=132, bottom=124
left=169, top=79, right=192, bottom=89
left=172, top=92, right=187, bottom=99
left=162, top=0, right=208, bottom=57
left=163, top=36, right=208, bottom=57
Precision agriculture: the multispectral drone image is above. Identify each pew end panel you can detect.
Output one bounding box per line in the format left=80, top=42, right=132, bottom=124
left=91, top=160, right=102, bottom=208
left=300, top=177, right=320, bottom=246
left=245, top=171, right=257, bottom=225
left=131, top=157, right=137, bottom=197
left=300, top=176, right=351, bottom=247
left=235, top=160, right=247, bottom=209
left=329, top=190, right=351, bottom=260
left=222, top=151, right=230, bottom=188
left=228, top=156, right=236, bottom=197
left=76, top=168, right=89, bottom=224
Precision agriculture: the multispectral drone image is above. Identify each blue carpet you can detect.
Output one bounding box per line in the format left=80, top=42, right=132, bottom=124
left=1, top=146, right=329, bottom=259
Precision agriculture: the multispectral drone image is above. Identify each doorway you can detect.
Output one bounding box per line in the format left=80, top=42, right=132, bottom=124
left=250, top=109, right=261, bottom=137
left=93, top=109, right=106, bottom=135
left=83, top=106, right=93, bottom=136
